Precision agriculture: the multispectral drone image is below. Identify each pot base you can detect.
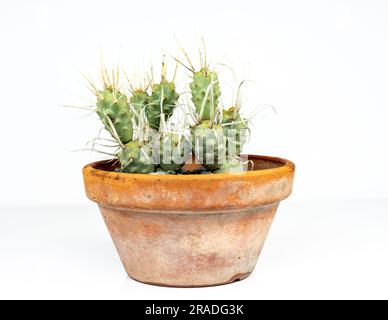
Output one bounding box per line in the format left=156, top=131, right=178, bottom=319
left=127, top=272, right=252, bottom=288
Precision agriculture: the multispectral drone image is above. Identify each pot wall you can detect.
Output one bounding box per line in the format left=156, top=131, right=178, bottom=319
left=100, top=203, right=279, bottom=287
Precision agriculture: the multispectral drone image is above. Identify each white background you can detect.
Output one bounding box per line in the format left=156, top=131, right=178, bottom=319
left=0, top=0, right=387, bottom=299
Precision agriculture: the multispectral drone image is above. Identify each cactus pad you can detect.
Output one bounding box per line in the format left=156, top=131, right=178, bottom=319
left=214, top=157, right=246, bottom=173
left=96, top=87, right=133, bottom=144
left=118, top=141, right=156, bottom=174
left=190, top=68, right=221, bottom=121
left=129, top=89, right=150, bottom=124
left=192, top=120, right=226, bottom=171
left=159, top=133, right=191, bottom=172
left=222, top=107, right=248, bottom=156
left=148, top=82, right=179, bottom=130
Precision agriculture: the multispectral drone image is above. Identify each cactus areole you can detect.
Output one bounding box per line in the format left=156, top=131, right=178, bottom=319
left=77, top=45, right=295, bottom=287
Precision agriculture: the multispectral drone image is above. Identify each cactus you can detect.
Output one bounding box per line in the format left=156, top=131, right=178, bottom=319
left=189, top=67, right=225, bottom=170
left=148, top=81, right=179, bottom=130
left=130, top=79, right=179, bottom=131
left=192, top=120, right=226, bottom=171
left=214, top=157, right=247, bottom=173
left=77, top=45, right=256, bottom=175
left=222, top=107, right=249, bottom=156
left=129, top=89, right=150, bottom=125
left=96, top=87, right=133, bottom=144
left=159, top=133, right=190, bottom=172
left=118, top=140, right=156, bottom=174
left=190, top=68, right=221, bottom=122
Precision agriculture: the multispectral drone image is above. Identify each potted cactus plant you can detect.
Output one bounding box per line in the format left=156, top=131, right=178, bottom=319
left=80, top=45, right=295, bottom=287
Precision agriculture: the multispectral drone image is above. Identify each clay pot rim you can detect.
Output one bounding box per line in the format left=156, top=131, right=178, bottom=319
left=83, top=154, right=295, bottom=181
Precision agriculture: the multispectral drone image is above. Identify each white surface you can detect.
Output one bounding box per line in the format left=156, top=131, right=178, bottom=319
left=0, top=0, right=388, bottom=206
left=1, top=200, right=387, bottom=300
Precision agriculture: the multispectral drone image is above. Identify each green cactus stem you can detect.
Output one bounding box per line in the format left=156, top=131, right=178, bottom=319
left=148, top=81, right=179, bottom=130
left=129, top=89, right=150, bottom=124
left=214, top=157, right=246, bottom=173
left=96, top=87, right=133, bottom=144
left=192, top=120, right=226, bottom=171
left=190, top=68, right=221, bottom=122
left=222, top=107, right=249, bottom=156
left=159, top=133, right=191, bottom=172
left=118, top=140, right=156, bottom=174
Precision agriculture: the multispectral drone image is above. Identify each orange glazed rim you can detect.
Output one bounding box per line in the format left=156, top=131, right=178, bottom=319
left=83, top=155, right=295, bottom=181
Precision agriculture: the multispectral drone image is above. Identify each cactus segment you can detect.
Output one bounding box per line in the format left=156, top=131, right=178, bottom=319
left=192, top=120, right=226, bottom=171
left=148, top=82, right=179, bottom=130
left=222, top=107, right=248, bottom=155
left=190, top=68, right=221, bottom=121
left=96, top=87, right=133, bottom=144
left=129, top=89, right=150, bottom=124
left=129, top=82, right=179, bottom=130
left=159, top=133, right=191, bottom=172
left=118, top=140, right=156, bottom=174
left=214, top=157, right=247, bottom=173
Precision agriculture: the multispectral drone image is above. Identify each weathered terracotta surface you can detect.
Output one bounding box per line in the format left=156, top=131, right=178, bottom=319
left=83, top=155, right=295, bottom=287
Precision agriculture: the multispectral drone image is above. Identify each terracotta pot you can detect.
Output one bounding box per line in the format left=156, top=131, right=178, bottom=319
left=83, top=155, right=295, bottom=287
